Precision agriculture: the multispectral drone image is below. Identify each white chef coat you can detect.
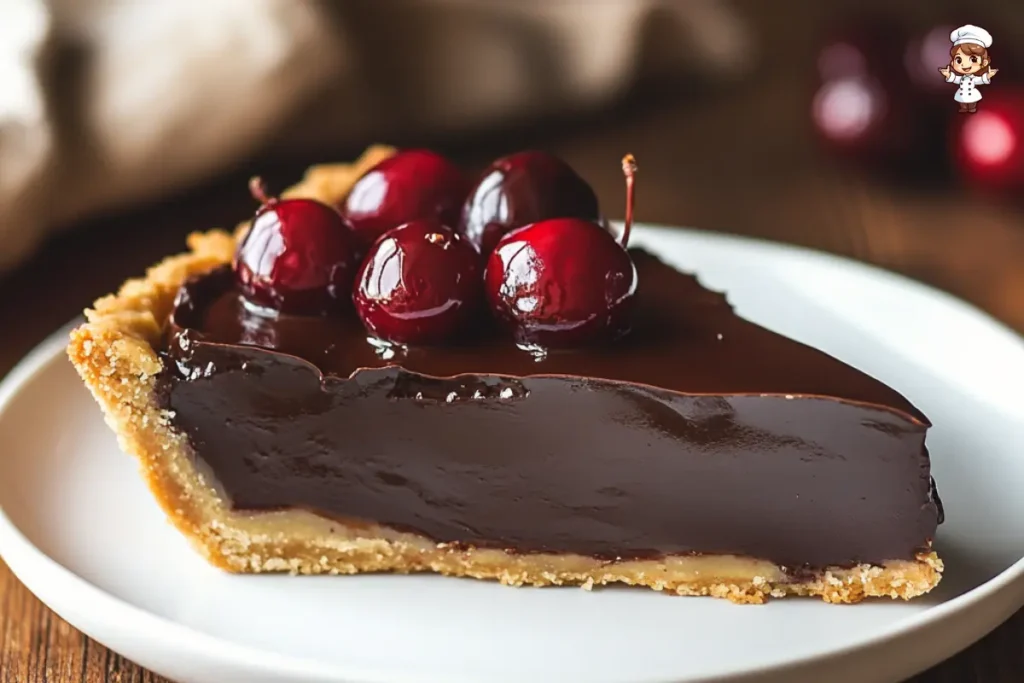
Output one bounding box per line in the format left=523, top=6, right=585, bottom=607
left=947, top=71, right=991, bottom=103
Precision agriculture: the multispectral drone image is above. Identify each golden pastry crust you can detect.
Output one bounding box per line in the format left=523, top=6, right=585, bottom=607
left=66, top=146, right=943, bottom=604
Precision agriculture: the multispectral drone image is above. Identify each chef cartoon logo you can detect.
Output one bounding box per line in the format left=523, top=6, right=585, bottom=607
left=939, top=24, right=998, bottom=114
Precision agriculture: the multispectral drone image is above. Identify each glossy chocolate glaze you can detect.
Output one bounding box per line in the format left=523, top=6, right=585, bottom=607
left=160, top=251, right=942, bottom=568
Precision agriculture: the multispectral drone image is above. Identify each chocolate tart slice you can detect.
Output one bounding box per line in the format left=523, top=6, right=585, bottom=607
left=68, top=146, right=942, bottom=604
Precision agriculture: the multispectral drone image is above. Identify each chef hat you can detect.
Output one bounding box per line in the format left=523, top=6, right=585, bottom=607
left=950, top=24, right=993, bottom=49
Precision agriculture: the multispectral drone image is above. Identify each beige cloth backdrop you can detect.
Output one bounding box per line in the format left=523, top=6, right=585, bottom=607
left=0, top=0, right=752, bottom=273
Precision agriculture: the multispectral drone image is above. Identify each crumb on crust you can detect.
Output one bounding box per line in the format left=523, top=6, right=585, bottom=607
left=65, top=145, right=943, bottom=604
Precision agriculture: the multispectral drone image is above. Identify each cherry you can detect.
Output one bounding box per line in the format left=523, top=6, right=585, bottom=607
left=354, top=219, right=482, bottom=345
left=484, top=155, right=638, bottom=349
left=234, top=178, right=359, bottom=314
left=340, top=149, right=470, bottom=247
left=814, top=19, right=908, bottom=84
left=459, top=150, right=600, bottom=256
left=811, top=77, right=912, bottom=157
left=810, top=18, right=920, bottom=166
left=951, top=88, right=1024, bottom=194
left=903, top=22, right=958, bottom=96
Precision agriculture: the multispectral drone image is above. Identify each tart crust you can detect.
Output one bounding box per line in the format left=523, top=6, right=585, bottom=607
left=67, top=146, right=942, bottom=604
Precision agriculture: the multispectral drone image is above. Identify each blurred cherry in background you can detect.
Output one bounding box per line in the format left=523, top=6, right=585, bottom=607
left=903, top=22, right=957, bottom=99
left=812, top=13, right=1024, bottom=196
left=952, top=88, right=1024, bottom=193
left=811, top=19, right=919, bottom=167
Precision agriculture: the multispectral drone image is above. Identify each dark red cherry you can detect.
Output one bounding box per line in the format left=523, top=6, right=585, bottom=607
left=810, top=18, right=918, bottom=164
left=903, top=22, right=958, bottom=96
left=354, top=219, right=482, bottom=345
left=952, top=88, right=1024, bottom=194
left=234, top=178, right=359, bottom=314
left=484, top=156, right=638, bottom=348
left=340, top=149, right=470, bottom=247
left=811, top=76, right=914, bottom=159
left=459, top=150, right=600, bottom=256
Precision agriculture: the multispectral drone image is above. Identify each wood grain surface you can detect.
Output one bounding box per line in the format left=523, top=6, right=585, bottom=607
left=3, top=3, right=1024, bottom=680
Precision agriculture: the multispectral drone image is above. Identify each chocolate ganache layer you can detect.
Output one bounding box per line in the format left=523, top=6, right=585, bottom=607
left=159, top=250, right=942, bottom=569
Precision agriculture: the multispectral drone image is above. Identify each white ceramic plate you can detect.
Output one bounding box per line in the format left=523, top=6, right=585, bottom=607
left=2, top=226, right=1024, bottom=683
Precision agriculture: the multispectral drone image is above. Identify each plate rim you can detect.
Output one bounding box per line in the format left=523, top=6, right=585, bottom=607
left=2, top=225, right=1023, bottom=683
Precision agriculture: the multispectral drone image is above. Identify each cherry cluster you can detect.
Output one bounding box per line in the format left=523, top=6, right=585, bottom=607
left=232, top=150, right=639, bottom=348
left=811, top=17, right=1024, bottom=193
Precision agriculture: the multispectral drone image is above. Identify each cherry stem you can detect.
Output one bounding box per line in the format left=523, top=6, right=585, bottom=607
left=249, top=176, right=274, bottom=205
left=620, top=154, right=637, bottom=248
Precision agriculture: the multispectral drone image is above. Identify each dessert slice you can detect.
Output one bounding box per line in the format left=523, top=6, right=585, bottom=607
left=68, top=146, right=943, bottom=604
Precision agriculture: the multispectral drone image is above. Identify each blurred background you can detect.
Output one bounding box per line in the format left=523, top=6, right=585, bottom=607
left=1, top=0, right=1023, bottom=359
left=1, top=1, right=1024, bottom=680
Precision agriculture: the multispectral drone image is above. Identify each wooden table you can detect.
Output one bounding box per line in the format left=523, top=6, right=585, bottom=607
left=2, top=25, right=1024, bottom=683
